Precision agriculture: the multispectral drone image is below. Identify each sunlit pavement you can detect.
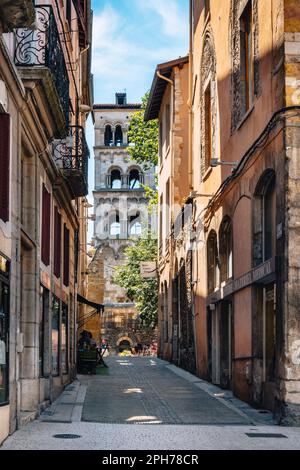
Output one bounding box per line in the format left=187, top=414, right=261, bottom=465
left=2, top=356, right=300, bottom=450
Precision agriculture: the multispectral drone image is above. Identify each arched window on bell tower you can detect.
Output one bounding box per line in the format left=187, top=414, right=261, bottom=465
left=104, top=125, right=113, bottom=146
left=115, top=125, right=123, bottom=146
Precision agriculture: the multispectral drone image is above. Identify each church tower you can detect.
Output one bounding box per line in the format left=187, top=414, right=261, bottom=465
left=92, top=93, right=156, bottom=351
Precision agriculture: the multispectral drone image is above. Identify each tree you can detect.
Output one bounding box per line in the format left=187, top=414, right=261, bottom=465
left=127, top=92, right=159, bottom=169
left=113, top=238, right=158, bottom=328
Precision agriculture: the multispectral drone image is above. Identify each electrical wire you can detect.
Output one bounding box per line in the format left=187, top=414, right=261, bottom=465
left=205, top=106, right=300, bottom=218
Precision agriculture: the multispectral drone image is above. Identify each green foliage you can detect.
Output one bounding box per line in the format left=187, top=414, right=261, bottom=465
left=127, top=92, right=159, bottom=169
left=113, top=237, right=158, bottom=328
left=127, top=92, right=159, bottom=208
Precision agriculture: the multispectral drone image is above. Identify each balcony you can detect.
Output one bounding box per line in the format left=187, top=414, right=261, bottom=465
left=14, top=5, right=69, bottom=138
left=0, top=0, right=35, bottom=32
left=52, top=126, right=89, bottom=199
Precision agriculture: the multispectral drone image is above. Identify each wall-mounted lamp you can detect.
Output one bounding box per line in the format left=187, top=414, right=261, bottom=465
left=210, top=158, right=238, bottom=168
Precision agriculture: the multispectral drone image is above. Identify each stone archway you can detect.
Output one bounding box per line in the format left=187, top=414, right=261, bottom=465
left=117, top=336, right=134, bottom=352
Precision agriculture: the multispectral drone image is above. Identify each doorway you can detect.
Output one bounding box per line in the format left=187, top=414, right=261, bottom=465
left=262, top=283, right=276, bottom=410
left=208, top=301, right=233, bottom=388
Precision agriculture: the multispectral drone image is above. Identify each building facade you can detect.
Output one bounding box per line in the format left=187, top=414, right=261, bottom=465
left=0, top=0, right=93, bottom=444
left=144, top=57, right=191, bottom=366
left=91, top=93, right=157, bottom=352
left=147, top=0, right=300, bottom=425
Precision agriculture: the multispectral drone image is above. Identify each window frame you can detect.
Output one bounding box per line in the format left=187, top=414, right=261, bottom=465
left=239, top=0, right=254, bottom=115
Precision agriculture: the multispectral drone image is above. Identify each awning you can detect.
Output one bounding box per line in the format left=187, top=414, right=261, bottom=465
left=77, top=294, right=104, bottom=312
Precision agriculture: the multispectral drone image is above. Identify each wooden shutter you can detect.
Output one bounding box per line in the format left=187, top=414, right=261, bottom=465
left=63, top=224, right=70, bottom=287
left=0, top=114, right=10, bottom=223
left=54, top=207, right=61, bottom=278
left=41, top=185, right=51, bottom=266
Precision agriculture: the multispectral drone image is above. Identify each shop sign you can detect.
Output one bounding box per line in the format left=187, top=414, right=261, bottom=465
left=207, top=258, right=275, bottom=305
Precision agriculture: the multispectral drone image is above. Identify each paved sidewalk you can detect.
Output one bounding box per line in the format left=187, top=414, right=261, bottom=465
left=2, top=356, right=300, bottom=450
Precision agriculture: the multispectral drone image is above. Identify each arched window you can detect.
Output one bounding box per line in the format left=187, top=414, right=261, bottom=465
left=129, top=169, right=143, bottom=189
left=207, top=230, right=219, bottom=294
left=104, top=125, right=113, bottom=146
left=164, top=280, right=168, bottom=342
left=263, top=174, right=276, bottom=261
left=253, top=170, right=276, bottom=266
left=200, top=29, right=217, bottom=175
left=129, top=212, right=142, bottom=236
left=219, top=217, right=233, bottom=283
left=230, top=0, right=259, bottom=131
left=115, top=125, right=123, bottom=146
left=109, top=211, right=121, bottom=237
left=109, top=169, right=122, bottom=189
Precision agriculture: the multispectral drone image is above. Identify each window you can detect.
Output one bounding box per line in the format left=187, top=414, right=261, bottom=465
left=240, top=1, right=254, bottom=114
left=61, top=303, right=68, bottom=374
left=159, top=122, right=163, bottom=164
left=115, top=126, right=123, bottom=146
left=41, top=185, right=51, bottom=266
left=204, top=82, right=212, bottom=169
left=39, top=286, right=49, bottom=378
left=104, top=125, right=113, bottom=147
left=219, top=218, right=233, bottom=283
left=164, top=281, right=168, bottom=342
left=63, top=224, right=70, bottom=287
left=263, top=175, right=276, bottom=261
left=207, top=231, right=218, bottom=294
left=129, top=212, right=142, bottom=237
left=109, top=211, right=121, bottom=237
left=0, top=114, right=10, bottom=223
left=129, top=169, right=142, bottom=189
left=52, top=296, right=60, bottom=376
left=0, top=255, right=9, bottom=405
left=165, top=179, right=170, bottom=239
left=109, top=169, right=122, bottom=189
left=54, top=208, right=61, bottom=278
left=165, top=104, right=171, bottom=150
left=253, top=170, right=276, bottom=266
left=159, top=194, right=163, bottom=249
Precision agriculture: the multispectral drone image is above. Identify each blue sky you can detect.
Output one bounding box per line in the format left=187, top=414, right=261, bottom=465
left=86, top=0, right=189, bottom=240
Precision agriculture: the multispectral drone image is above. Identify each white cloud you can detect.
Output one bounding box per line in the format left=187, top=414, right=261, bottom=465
left=91, top=3, right=188, bottom=102
left=136, top=0, right=189, bottom=39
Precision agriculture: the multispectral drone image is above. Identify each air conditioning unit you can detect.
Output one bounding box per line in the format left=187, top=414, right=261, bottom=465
left=0, top=80, right=8, bottom=112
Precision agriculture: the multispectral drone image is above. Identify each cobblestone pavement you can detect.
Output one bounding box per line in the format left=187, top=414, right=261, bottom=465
left=2, top=357, right=300, bottom=450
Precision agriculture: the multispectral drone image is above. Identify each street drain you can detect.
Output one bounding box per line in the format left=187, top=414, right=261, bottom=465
left=53, top=434, right=82, bottom=439
left=246, top=433, right=287, bottom=439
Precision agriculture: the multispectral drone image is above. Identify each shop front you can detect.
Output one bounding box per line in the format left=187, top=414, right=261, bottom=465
left=207, top=258, right=276, bottom=406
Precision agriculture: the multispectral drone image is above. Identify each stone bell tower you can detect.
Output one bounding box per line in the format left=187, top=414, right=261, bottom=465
left=91, top=93, right=156, bottom=351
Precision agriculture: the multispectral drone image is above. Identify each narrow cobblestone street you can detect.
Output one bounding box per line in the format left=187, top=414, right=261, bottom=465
left=2, top=357, right=300, bottom=450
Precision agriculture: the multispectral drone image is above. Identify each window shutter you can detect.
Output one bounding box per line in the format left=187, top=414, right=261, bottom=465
left=54, top=207, right=61, bottom=278
left=0, top=114, right=10, bottom=223
left=41, top=185, right=51, bottom=266
left=63, top=224, right=70, bottom=287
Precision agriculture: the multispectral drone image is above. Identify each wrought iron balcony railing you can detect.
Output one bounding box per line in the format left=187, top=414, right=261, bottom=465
left=14, top=5, right=69, bottom=126
left=52, top=126, right=89, bottom=198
